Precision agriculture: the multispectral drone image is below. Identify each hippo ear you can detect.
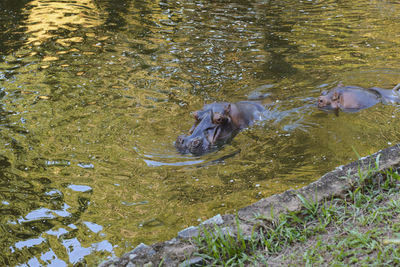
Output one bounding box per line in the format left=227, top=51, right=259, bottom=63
left=224, top=104, right=231, bottom=115
left=337, top=81, right=344, bottom=87
left=191, top=111, right=199, bottom=121
left=321, top=90, right=328, bottom=96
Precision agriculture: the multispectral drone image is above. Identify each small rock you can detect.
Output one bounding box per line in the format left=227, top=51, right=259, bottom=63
left=126, top=262, right=135, bottom=267
left=178, top=257, right=204, bottom=267
left=165, top=238, right=178, bottom=245
left=200, top=214, right=224, bottom=226
left=178, top=226, right=199, bottom=240
left=143, top=262, right=153, bottom=267
left=131, top=243, right=156, bottom=256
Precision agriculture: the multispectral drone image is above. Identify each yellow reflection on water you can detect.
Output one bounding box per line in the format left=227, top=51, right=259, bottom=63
left=22, top=0, right=104, bottom=45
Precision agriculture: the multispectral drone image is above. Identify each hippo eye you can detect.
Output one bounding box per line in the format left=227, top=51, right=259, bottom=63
left=213, top=113, right=227, bottom=124
left=215, top=116, right=225, bottom=124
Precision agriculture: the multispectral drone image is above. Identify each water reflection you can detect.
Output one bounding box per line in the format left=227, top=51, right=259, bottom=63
left=23, top=0, right=104, bottom=45
left=0, top=0, right=400, bottom=265
left=0, top=0, right=30, bottom=53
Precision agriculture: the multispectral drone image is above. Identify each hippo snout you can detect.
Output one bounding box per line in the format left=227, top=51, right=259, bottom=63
left=176, top=135, right=186, bottom=147
left=175, top=135, right=210, bottom=155
left=175, top=135, right=191, bottom=152
left=317, top=96, right=325, bottom=108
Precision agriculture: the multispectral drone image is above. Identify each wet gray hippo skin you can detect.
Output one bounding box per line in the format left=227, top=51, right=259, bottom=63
left=176, top=101, right=265, bottom=155
left=318, top=83, right=400, bottom=112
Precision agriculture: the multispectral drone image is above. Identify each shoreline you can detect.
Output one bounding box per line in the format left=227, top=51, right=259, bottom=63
left=99, top=144, right=400, bottom=266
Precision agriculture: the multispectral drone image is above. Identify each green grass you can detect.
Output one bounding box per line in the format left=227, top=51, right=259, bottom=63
left=194, top=216, right=257, bottom=266
left=193, top=163, right=400, bottom=266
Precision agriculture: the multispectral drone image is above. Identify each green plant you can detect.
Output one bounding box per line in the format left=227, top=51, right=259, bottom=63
left=296, top=193, right=320, bottom=219
left=194, top=216, right=257, bottom=266
left=194, top=163, right=400, bottom=266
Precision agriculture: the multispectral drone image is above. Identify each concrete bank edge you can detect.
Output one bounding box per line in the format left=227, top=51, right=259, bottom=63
left=99, top=144, right=400, bottom=267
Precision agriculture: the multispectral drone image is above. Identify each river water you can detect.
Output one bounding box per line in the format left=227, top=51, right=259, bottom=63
left=1, top=0, right=400, bottom=265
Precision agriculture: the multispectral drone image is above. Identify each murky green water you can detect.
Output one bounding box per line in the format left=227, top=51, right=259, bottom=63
left=1, top=0, right=400, bottom=265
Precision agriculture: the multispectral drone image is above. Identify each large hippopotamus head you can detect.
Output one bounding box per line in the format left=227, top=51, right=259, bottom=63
left=175, top=101, right=264, bottom=155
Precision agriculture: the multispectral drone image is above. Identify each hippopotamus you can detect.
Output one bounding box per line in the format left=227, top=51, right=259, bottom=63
left=175, top=101, right=265, bottom=155
left=318, top=83, right=400, bottom=112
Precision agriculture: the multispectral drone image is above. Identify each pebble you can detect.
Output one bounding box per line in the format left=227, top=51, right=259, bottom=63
left=201, top=214, right=224, bottom=226
left=177, top=226, right=199, bottom=240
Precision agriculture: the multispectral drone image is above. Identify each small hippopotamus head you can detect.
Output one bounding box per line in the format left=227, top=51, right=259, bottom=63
left=175, top=103, right=236, bottom=155
left=318, top=84, right=384, bottom=113
left=318, top=91, right=340, bottom=110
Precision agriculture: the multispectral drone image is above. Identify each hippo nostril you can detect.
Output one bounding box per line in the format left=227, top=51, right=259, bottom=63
left=176, top=136, right=186, bottom=146
left=191, top=138, right=202, bottom=148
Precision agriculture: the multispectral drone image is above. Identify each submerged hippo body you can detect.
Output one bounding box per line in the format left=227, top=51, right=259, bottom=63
left=370, top=86, right=400, bottom=104
left=318, top=83, right=400, bottom=112
left=175, top=101, right=265, bottom=155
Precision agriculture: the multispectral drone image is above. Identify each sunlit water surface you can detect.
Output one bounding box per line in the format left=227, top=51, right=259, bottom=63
left=1, top=0, right=400, bottom=265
